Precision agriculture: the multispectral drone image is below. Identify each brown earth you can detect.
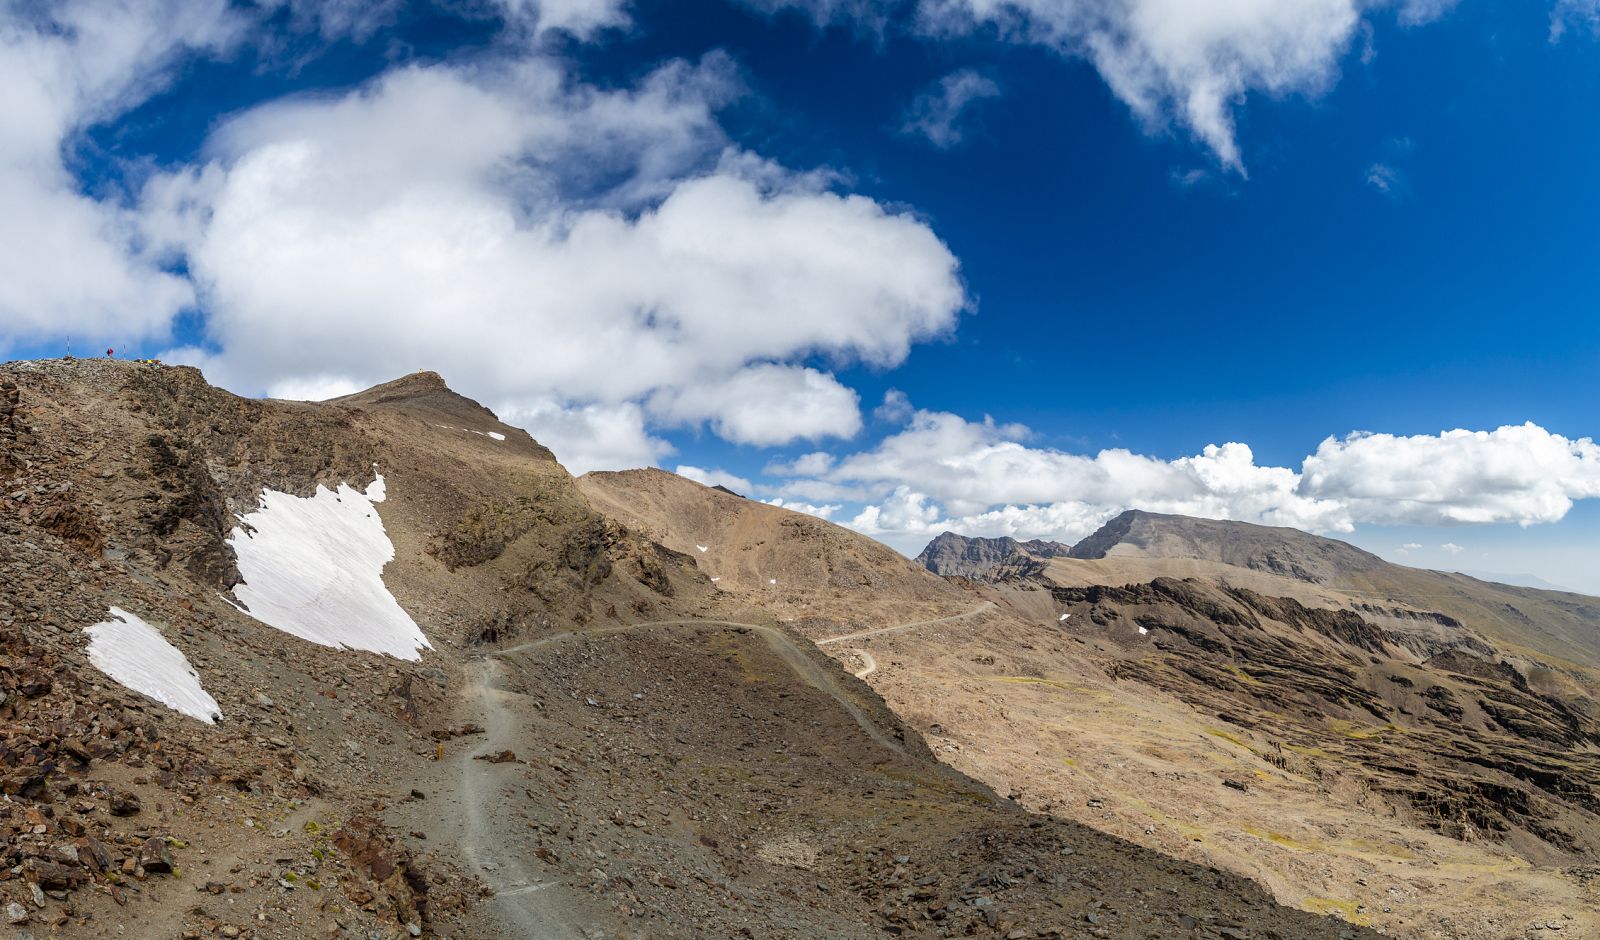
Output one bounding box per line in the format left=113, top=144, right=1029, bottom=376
left=0, top=359, right=1378, bottom=939
left=577, top=468, right=973, bottom=635
left=825, top=519, right=1600, bottom=940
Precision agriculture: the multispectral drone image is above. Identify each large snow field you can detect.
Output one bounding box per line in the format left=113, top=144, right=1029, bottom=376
left=227, top=474, right=432, bottom=660
left=85, top=608, right=222, bottom=724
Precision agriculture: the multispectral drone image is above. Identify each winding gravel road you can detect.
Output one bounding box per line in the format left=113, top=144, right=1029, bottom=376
left=815, top=602, right=994, bottom=647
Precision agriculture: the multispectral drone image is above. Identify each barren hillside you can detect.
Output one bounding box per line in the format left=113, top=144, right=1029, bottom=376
left=577, top=468, right=973, bottom=635
left=0, top=359, right=1378, bottom=939
left=852, top=515, right=1600, bottom=939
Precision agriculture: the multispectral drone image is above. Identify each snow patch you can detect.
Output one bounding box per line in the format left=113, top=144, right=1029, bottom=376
left=434, top=423, right=506, bottom=442
left=695, top=544, right=708, bottom=553
left=85, top=608, right=221, bottom=724
left=227, top=474, right=431, bottom=660
left=710, top=576, right=721, bottom=582
left=1058, top=613, right=1071, bottom=622
left=768, top=578, right=777, bottom=585
left=1138, top=625, right=1149, bottom=636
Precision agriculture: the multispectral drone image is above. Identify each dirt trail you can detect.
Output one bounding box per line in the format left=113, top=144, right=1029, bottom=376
left=816, top=602, right=994, bottom=646
left=453, top=656, right=584, bottom=940
left=847, top=649, right=877, bottom=679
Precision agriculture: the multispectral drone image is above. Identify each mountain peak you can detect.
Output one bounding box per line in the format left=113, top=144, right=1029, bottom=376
left=333, top=370, right=450, bottom=404
left=334, top=370, right=505, bottom=423
left=1069, top=510, right=1383, bottom=584
left=916, top=531, right=1072, bottom=579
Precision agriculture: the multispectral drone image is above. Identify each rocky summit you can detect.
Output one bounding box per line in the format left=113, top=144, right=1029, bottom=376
left=0, top=358, right=1384, bottom=939
left=915, top=533, right=1072, bottom=581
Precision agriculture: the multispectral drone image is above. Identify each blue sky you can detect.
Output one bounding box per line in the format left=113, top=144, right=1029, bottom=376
left=5, top=0, right=1600, bottom=590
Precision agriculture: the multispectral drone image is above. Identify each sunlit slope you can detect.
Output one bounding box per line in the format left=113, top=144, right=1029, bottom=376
left=1056, top=509, right=1600, bottom=679
left=577, top=467, right=971, bottom=633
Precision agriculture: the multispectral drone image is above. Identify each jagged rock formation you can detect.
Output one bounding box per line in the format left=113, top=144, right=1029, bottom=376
left=915, top=532, right=1071, bottom=581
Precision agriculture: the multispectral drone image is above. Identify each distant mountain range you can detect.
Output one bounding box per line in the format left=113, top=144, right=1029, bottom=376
left=920, top=510, right=1578, bottom=596
left=900, top=508, right=1600, bottom=937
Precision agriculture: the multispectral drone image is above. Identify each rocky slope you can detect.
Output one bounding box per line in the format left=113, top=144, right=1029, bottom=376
left=871, top=514, right=1600, bottom=939
left=0, top=358, right=1378, bottom=940
left=1053, top=511, right=1600, bottom=676
left=577, top=468, right=974, bottom=635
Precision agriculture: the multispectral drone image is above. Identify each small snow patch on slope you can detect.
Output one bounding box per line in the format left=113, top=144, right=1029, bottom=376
left=487, top=431, right=506, bottom=441
left=85, top=609, right=221, bottom=724
left=227, top=474, right=431, bottom=660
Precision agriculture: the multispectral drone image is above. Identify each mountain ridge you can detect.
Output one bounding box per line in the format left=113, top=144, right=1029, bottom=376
left=0, top=358, right=1381, bottom=939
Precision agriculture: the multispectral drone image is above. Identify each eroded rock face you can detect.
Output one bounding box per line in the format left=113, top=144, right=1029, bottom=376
left=0, top=381, right=20, bottom=436
left=916, top=532, right=1071, bottom=580
left=1049, top=575, right=1600, bottom=857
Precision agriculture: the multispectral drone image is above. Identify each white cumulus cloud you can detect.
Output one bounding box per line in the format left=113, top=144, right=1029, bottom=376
left=793, top=408, right=1600, bottom=554
left=138, top=53, right=963, bottom=459
left=1298, top=423, right=1600, bottom=526
left=491, top=0, right=632, bottom=38
left=264, top=375, right=365, bottom=402
left=764, top=451, right=837, bottom=477
left=499, top=399, right=671, bottom=474
left=917, top=0, right=1367, bottom=171
left=1551, top=0, right=1600, bottom=40
left=652, top=364, right=862, bottom=445
left=0, top=0, right=240, bottom=351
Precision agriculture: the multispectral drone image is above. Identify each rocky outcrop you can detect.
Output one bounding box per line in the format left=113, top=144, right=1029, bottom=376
left=915, top=532, right=1070, bottom=580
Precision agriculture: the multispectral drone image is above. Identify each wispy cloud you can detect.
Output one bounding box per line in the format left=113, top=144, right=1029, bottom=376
left=1169, top=167, right=1211, bottom=191
left=1365, top=162, right=1404, bottom=197
left=1365, top=136, right=1417, bottom=198
left=1551, top=0, right=1600, bottom=41
left=900, top=69, right=1002, bottom=148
